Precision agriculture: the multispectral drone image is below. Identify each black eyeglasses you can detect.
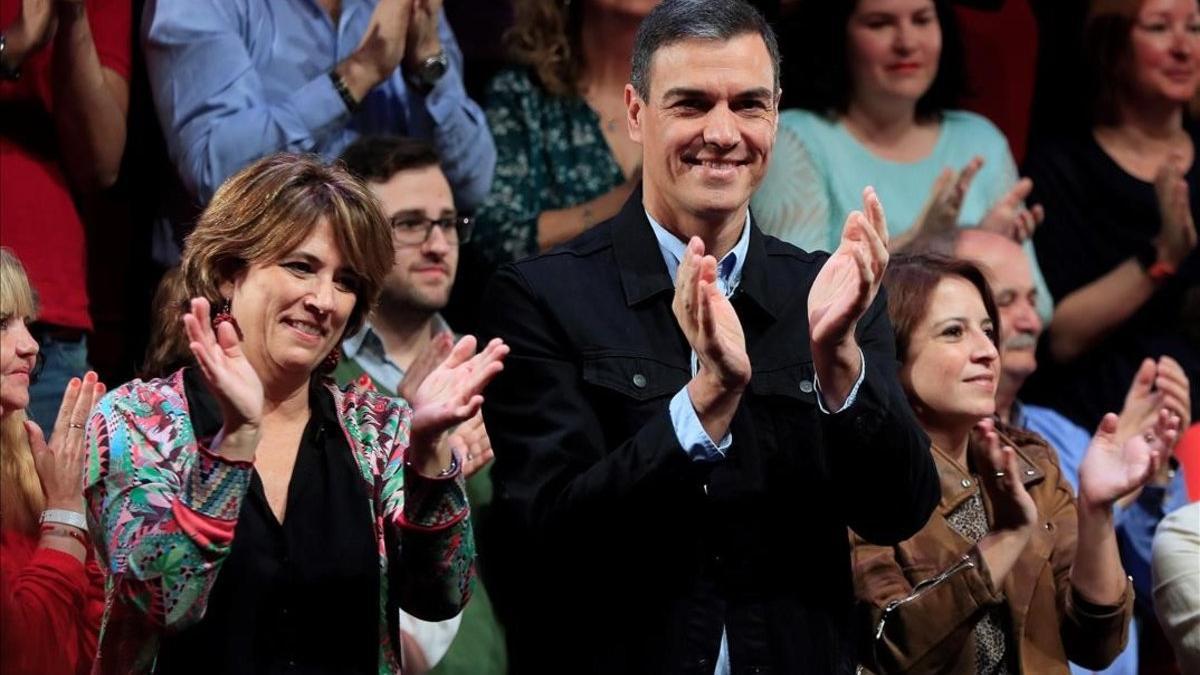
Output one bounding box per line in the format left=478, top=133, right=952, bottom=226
left=390, top=215, right=474, bottom=245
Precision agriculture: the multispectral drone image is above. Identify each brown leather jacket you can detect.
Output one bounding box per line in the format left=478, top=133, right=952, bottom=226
left=850, top=424, right=1133, bottom=674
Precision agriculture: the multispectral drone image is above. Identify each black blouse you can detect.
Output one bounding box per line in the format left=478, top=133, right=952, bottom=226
left=154, top=369, right=380, bottom=674
left=1024, top=124, right=1200, bottom=429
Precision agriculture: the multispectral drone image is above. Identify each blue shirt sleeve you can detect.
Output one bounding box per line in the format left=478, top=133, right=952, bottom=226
left=405, top=11, right=496, bottom=211
left=669, top=386, right=732, bottom=462
left=1116, top=470, right=1191, bottom=615
left=813, top=348, right=867, bottom=414
left=143, top=0, right=350, bottom=202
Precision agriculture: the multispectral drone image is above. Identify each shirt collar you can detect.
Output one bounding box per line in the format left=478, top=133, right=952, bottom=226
left=343, top=315, right=453, bottom=361
left=645, top=209, right=752, bottom=293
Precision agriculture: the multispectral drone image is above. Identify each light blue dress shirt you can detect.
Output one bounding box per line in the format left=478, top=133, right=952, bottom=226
left=342, top=315, right=452, bottom=394
left=645, top=210, right=866, bottom=675
left=1015, top=401, right=1191, bottom=675
left=142, top=0, right=495, bottom=208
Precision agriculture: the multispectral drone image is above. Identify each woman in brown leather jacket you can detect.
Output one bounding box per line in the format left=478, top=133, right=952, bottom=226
left=851, top=254, right=1182, bottom=674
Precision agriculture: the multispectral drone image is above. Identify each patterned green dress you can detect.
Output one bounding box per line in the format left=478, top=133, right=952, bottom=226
left=474, top=67, right=626, bottom=264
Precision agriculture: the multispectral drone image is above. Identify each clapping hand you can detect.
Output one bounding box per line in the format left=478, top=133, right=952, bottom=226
left=671, top=237, right=751, bottom=391
left=26, top=371, right=106, bottom=514
left=809, top=187, right=889, bottom=350
left=397, top=332, right=454, bottom=404
left=404, top=0, right=444, bottom=69
left=979, top=177, right=1044, bottom=242
left=1153, top=154, right=1198, bottom=269
left=1116, top=357, right=1191, bottom=451
left=182, top=297, right=263, bottom=460
left=353, top=0, right=414, bottom=89
left=449, top=412, right=493, bottom=478
left=911, top=156, right=984, bottom=243
left=408, top=336, right=508, bottom=476
left=1079, top=410, right=1180, bottom=510
left=974, top=418, right=1039, bottom=534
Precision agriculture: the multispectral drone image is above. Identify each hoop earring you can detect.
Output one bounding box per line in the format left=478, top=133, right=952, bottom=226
left=211, top=298, right=243, bottom=341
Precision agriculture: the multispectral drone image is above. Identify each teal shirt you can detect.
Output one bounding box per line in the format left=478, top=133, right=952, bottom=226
left=752, top=108, right=1053, bottom=320
left=474, top=67, right=626, bottom=264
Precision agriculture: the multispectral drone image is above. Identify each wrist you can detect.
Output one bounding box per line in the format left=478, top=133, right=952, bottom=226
left=403, top=37, right=442, bottom=72
left=215, top=423, right=261, bottom=461
left=337, top=53, right=380, bottom=102
left=44, top=500, right=85, bottom=513
left=1077, top=496, right=1115, bottom=521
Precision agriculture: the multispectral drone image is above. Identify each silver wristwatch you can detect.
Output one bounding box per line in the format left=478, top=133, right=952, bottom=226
left=406, top=51, right=449, bottom=93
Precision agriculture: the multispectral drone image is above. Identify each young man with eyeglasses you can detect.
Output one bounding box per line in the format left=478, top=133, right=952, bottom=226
left=336, top=135, right=506, bottom=675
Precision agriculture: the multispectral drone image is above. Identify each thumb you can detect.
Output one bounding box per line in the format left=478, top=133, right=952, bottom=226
left=1092, top=412, right=1121, bottom=444
left=1129, top=358, right=1157, bottom=398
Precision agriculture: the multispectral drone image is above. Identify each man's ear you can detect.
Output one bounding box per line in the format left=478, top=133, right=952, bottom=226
left=625, top=83, right=644, bottom=145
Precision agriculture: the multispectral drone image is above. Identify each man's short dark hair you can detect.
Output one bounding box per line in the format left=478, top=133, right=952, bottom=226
left=630, top=0, right=781, bottom=100
left=338, top=135, right=440, bottom=183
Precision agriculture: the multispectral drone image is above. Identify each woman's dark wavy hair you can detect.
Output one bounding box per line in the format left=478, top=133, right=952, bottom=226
left=506, top=0, right=586, bottom=97
left=777, top=0, right=968, bottom=121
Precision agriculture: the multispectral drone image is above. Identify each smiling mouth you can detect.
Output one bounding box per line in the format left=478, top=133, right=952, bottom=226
left=685, top=156, right=747, bottom=169
left=283, top=318, right=326, bottom=339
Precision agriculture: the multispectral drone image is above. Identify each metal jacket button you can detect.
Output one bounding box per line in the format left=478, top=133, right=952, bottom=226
left=799, top=379, right=814, bottom=393
left=632, top=373, right=647, bottom=388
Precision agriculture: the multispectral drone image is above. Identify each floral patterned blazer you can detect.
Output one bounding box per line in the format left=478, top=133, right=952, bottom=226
left=83, top=369, right=473, bottom=674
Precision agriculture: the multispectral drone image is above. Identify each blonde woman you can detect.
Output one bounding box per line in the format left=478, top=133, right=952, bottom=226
left=0, top=247, right=106, bottom=675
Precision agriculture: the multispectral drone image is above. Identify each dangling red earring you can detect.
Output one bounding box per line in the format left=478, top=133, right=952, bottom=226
left=319, top=346, right=342, bottom=374
left=211, top=298, right=243, bottom=340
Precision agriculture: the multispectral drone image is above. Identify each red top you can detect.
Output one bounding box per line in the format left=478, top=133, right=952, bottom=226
left=0, top=528, right=105, bottom=675
left=0, top=0, right=131, bottom=330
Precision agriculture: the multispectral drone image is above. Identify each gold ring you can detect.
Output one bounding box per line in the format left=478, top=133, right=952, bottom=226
left=69, top=423, right=84, bottom=429
left=993, top=471, right=1007, bottom=479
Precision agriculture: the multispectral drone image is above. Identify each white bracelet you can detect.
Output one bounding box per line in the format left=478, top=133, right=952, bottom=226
left=39, top=509, right=88, bottom=532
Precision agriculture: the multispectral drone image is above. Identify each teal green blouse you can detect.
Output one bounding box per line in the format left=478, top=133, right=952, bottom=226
left=474, top=67, right=626, bottom=264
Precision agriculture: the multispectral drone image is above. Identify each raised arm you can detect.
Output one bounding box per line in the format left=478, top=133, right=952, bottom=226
left=51, top=0, right=130, bottom=192
left=1042, top=157, right=1196, bottom=362
left=383, top=336, right=506, bottom=620
left=84, top=298, right=261, bottom=630
left=811, top=188, right=939, bottom=543
left=394, top=6, right=495, bottom=210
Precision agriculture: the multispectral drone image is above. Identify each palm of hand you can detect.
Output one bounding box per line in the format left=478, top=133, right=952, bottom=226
left=1078, top=433, right=1154, bottom=507
left=184, top=300, right=264, bottom=428
left=698, top=291, right=750, bottom=384
left=808, top=250, right=864, bottom=346
left=410, top=360, right=474, bottom=440
left=215, top=349, right=265, bottom=426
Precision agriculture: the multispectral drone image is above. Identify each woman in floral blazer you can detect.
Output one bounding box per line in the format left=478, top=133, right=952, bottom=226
left=83, top=154, right=507, bottom=674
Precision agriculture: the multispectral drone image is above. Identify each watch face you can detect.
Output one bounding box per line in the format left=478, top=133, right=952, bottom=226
left=423, top=55, right=448, bottom=83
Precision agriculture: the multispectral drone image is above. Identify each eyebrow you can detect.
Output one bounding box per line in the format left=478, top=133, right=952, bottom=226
left=285, top=250, right=356, bottom=276
left=390, top=208, right=457, bottom=220
left=660, top=86, right=774, bottom=101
